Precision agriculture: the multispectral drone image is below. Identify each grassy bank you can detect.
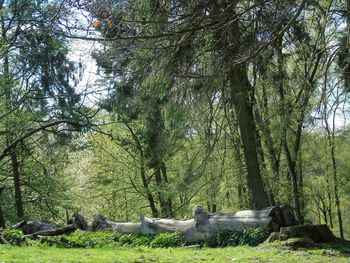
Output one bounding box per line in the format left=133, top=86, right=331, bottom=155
left=1, top=244, right=350, bottom=263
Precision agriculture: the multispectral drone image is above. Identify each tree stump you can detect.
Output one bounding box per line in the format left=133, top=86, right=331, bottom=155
left=279, top=224, right=338, bottom=243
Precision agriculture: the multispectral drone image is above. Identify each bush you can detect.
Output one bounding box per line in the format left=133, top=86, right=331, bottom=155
left=118, top=233, right=141, bottom=245
left=205, top=228, right=270, bottom=248
left=41, top=230, right=120, bottom=248
left=150, top=232, right=182, bottom=248
left=132, top=235, right=154, bottom=246
left=2, top=229, right=25, bottom=245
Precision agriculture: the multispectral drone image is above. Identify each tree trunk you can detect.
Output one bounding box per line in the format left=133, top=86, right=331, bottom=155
left=140, top=156, right=158, bottom=218
left=160, top=161, right=173, bottom=217
left=141, top=206, right=297, bottom=243
left=254, top=106, right=275, bottom=206
left=279, top=224, right=338, bottom=243
left=154, top=164, right=173, bottom=218
left=232, top=136, right=250, bottom=209
left=230, top=66, right=269, bottom=209
left=0, top=189, right=5, bottom=228
left=329, top=139, right=344, bottom=240
left=323, top=100, right=344, bottom=239
left=325, top=174, right=333, bottom=228
left=210, top=2, right=268, bottom=209
left=10, top=147, right=24, bottom=220
left=283, top=141, right=303, bottom=224
left=25, top=224, right=76, bottom=239
left=123, top=120, right=159, bottom=218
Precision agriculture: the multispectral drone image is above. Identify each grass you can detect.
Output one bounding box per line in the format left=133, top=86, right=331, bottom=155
left=0, top=243, right=350, bottom=263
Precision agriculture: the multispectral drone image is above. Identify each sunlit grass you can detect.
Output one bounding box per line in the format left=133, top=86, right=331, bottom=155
left=1, top=244, right=350, bottom=262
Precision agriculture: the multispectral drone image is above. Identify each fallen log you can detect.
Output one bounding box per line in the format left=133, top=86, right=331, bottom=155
left=25, top=224, right=76, bottom=239
left=70, top=212, right=92, bottom=231
left=67, top=205, right=297, bottom=244
left=10, top=220, right=27, bottom=230
left=22, top=221, right=57, bottom=235
left=0, top=234, right=9, bottom=244
left=140, top=206, right=297, bottom=243
left=93, top=215, right=141, bottom=233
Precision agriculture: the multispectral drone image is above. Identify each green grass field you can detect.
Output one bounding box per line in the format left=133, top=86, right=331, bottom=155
left=0, top=244, right=350, bottom=263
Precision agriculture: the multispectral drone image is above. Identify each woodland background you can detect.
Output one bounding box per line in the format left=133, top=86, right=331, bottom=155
left=0, top=0, right=349, bottom=241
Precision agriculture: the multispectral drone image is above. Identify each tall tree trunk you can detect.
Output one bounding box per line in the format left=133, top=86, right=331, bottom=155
left=283, top=140, right=303, bottom=223
left=140, top=156, right=158, bottom=218
left=326, top=129, right=344, bottom=239
left=154, top=167, right=168, bottom=218
left=123, top=121, right=159, bottom=218
left=232, top=125, right=251, bottom=210
left=211, top=2, right=269, bottom=209
left=0, top=187, right=6, bottom=228
left=10, top=147, right=24, bottom=220
left=323, top=90, right=344, bottom=239
left=229, top=66, right=269, bottom=209
left=251, top=86, right=275, bottom=206
left=325, top=175, right=333, bottom=228
left=297, top=149, right=304, bottom=217
left=160, top=162, right=173, bottom=217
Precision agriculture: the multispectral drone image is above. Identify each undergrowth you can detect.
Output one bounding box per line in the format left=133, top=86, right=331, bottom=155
left=2, top=228, right=269, bottom=248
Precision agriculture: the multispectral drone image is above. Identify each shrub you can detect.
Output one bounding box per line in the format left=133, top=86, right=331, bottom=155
left=243, top=228, right=270, bottom=246
left=2, top=229, right=25, bottom=245
left=118, top=233, right=141, bottom=246
left=41, top=230, right=120, bottom=248
left=132, top=235, right=154, bottom=246
left=205, top=228, right=270, bottom=247
left=150, top=232, right=182, bottom=248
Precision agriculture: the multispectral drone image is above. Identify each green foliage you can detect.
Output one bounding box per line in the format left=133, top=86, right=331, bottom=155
left=118, top=233, right=142, bottom=246
left=2, top=229, right=25, bottom=245
left=126, top=235, right=154, bottom=246
left=40, top=230, right=120, bottom=248
left=205, top=228, right=270, bottom=248
left=150, top=232, right=182, bottom=247
left=37, top=231, right=181, bottom=248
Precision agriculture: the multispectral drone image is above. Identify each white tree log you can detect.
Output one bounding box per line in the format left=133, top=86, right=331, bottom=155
left=139, top=206, right=296, bottom=243
left=70, top=206, right=297, bottom=243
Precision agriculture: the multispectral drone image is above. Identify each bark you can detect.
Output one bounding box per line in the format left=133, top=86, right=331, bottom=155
left=160, top=162, right=173, bottom=217
left=11, top=220, right=27, bottom=230
left=154, top=167, right=166, bottom=217
left=232, top=137, right=250, bottom=209
left=10, top=147, right=24, bottom=220
left=279, top=224, right=338, bottom=243
left=0, top=187, right=6, bottom=228
left=141, top=206, right=297, bottom=243
left=148, top=101, right=173, bottom=218
left=260, top=85, right=281, bottom=181
left=22, top=221, right=57, bottom=235
left=325, top=175, right=333, bottom=228
left=70, top=212, right=91, bottom=231
left=0, top=204, right=5, bottom=229
left=283, top=142, right=303, bottom=224
left=324, top=99, right=344, bottom=239
left=230, top=66, right=269, bottom=209
left=70, top=212, right=142, bottom=233
left=330, top=140, right=344, bottom=239
left=67, top=206, right=296, bottom=244
left=140, top=159, right=158, bottom=218
left=93, top=215, right=141, bottom=233
left=254, top=114, right=276, bottom=206
left=25, top=224, right=76, bottom=239
left=123, top=120, right=158, bottom=218
left=210, top=2, right=268, bottom=209
left=0, top=235, right=9, bottom=244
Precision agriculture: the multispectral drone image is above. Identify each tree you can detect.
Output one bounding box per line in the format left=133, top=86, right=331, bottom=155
left=0, top=0, right=85, bottom=223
